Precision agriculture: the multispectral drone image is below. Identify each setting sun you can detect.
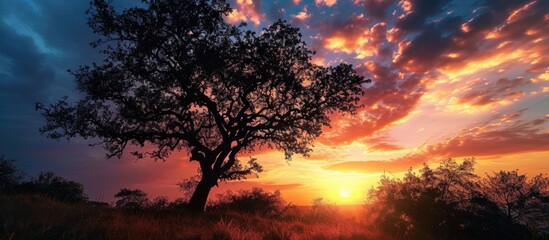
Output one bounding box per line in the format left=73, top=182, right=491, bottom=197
left=339, top=188, right=352, bottom=198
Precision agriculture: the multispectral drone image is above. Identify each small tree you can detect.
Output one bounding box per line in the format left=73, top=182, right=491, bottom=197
left=366, top=158, right=526, bottom=239
left=37, top=0, right=368, bottom=212
left=482, top=170, right=549, bottom=224
left=114, top=188, right=150, bottom=209
left=0, top=154, right=24, bottom=194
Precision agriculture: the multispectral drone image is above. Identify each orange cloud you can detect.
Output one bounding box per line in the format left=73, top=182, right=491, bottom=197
left=315, top=0, right=337, bottom=7
left=326, top=110, right=549, bottom=173
left=292, top=6, right=310, bottom=21
left=321, top=17, right=388, bottom=59
left=319, top=66, right=425, bottom=145
left=392, top=0, right=548, bottom=77
left=226, top=0, right=264, bottom=26
left=368, top=142, right=404, bottom=152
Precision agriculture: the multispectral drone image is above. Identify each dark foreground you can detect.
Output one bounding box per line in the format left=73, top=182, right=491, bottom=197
left=0, top=194, right=383, bottom=240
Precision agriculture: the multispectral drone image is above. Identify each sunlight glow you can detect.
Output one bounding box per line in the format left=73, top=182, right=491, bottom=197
left=339, top=188, right=351, bottom=198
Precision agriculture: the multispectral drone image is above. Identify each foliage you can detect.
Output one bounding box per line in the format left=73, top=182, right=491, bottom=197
left=114, top=188, right=150, bottom=209
left=150, top=196, right=169, bottom=210
left=210, top=188, right=289, bottom=217
left=36, top=0, right=369, bottom=211
left=367, top=158, right=534, bottom=239
left=176, top=174, right=201, bottom=202
left=482, top=170, right=549, bottom=227
left=16, top=171, right=88, bottom=203
left=0, top=154, right=24, bottom=194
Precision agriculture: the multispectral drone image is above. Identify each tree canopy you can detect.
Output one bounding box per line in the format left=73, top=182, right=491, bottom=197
left=37, top=0, right=369, bottom=211
left=367, top=158, right=549, bottom=239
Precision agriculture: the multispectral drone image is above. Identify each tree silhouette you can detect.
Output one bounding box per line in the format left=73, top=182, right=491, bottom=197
left=114, top=188, right=149, bottom=209
left=16, top=171, right=88, bottom=203
left=36, top=0, right=369, bottom=211
left=367, top=158, right=530, bottom=239
left=482, top=170, right=549, bottom=225
left=0, top=154, right=24, bottom=194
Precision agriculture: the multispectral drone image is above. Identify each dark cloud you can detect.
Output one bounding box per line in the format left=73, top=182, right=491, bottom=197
left=393, top=25, right=452, bottom=72
left=363, top=0, right=396, bottom=19
left=0, top=0, right=156, bottom=201
left=0, top=21, right=54, bottom=106
left=395, top=0, right=450, bottom=32
left=458, top=77, right=531, bottom=106
left=392, top=0, right=549, bottom=75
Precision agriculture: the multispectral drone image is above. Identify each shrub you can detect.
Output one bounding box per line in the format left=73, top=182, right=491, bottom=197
left=114, top=188, right=150, bottom=209
left=366, top=158, right=534, bottom=239
left=210, top=188, right=288, bottom=217
left=0, top=154, right=24, bottom=194
left=15, top=171, right=88, bottom=203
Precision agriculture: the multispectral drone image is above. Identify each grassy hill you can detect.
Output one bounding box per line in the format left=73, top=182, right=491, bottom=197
left=0, top=194, right=383, bottom=240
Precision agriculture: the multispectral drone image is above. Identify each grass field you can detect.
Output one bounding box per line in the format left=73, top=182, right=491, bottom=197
left=0, top=194, right=389, bottom=240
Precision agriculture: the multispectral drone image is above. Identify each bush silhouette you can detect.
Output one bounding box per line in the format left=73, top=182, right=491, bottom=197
left=114, top=188, right=150, bottom=209
left=0, top=154, right=24, bottom=194
left=210, top=188, right=289, bottom=217
left=366, top=158, right=534, bottom=239
left=15, top=171, right=87, bottom=203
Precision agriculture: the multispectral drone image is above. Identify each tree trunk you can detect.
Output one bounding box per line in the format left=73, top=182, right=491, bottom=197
left=187, top=176, right=215, bottom=212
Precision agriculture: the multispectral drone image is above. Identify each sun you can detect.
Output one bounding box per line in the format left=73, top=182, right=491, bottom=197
left=339, top=188, right=352, bottom=199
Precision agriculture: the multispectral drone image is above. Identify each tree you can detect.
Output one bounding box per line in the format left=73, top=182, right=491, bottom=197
left=0, top=154, right=24, bottom=194
left=366, top=158, right=528, bottom=239
left=16, top=171, right=88, bottom=203
left=37, top=0, right=368, bottom=212
left=482, top=170, right=549, bottom=225
left=114, top=188, right=149, bottom=209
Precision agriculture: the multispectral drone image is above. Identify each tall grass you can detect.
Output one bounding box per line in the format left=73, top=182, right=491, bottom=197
left=1, top=194, right=383, bottom=240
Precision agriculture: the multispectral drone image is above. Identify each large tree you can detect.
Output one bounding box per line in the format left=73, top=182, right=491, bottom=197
left=37, top=0, right=369, bottom=212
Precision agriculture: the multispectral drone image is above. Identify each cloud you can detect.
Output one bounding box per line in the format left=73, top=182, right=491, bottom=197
left=457, top=77, right=532, bottom=106
left=292, top=6, right=310, bottom=21
left=362, top=0, right=396, bottom=19
left=226, top=0, right=264, bottom=26
left=319, top=62, right=426, bottom=145
left=391, top=0, right=549, bottom=76
left=325, top=159, right=411, bottom=173
left=326, top=110, right=549, bottom=173
left=315, top=0, right=337, bottom=7
left=364, top=136, right=404, bottom=152
left=395, top=0, right=450, bottom=32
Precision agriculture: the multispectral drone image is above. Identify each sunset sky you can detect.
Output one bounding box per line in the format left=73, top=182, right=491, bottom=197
left=0, top=0, right=548, bottom=205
